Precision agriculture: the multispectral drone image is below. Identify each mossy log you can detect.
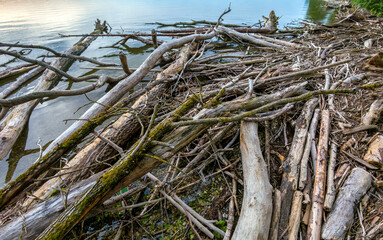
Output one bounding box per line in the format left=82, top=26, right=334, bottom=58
left=0, top=31, right=216, bottom=210
left=21, top=43, right=198, bottom=209
left=0, top=173, right=103, bottom=240
left=0, top=33, right=103, bottom=209
left=35, top=82, right=306, bottom=239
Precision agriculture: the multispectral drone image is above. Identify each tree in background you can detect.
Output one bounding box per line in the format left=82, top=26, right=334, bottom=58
left=353, top=0, right=383, bottom=17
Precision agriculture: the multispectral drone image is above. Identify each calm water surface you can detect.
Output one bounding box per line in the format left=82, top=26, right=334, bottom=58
left=0, top=0, right=332, bottom=187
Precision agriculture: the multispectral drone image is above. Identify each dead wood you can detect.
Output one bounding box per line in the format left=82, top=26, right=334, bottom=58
left=21, top=43, right=198, bottom=209
left=307, top=109, right=330, bottom=240
left=216, top=26, right=284, bottom=49
left=34, top=83, right=305, bottom=239
left=362, top=99, right=383, bottom=126
left=1, top=7, right=383, bottom=239
left=270, top=189, right=282, bottom=240
left=0, top=172, right=103, bottom=240
left=322, top=168, right=372, bottom=240
left=287, top=191, right=303, bottom=240
left=0, top=32, right=216, bottom=211
left=0, top=66, right=45, bottom=101
left=363, top=135, right=383, bottom=169
left=323, top=142, right=337, bottom=211
left=0, top=31, right=100, bottom=163
left=279, top=98, right=318, bottom=237
left=0, top=64, right=36, bottom=80
left=231, top=121, right=272, bottom=240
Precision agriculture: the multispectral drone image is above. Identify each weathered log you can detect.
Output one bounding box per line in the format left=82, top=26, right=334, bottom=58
left=299, top=108, right=320, bottom=190
left=307, top=109, right=330, bottom=240
left=231, top=121, right=272, bottom=240
left=269, top=189, right=282, bottom=240
left=21, top=43, right=197, bottom=209
left=0, top=32, right=99, bottom=162
left=43, top=31, right=216, bottom=155
left=322, top=168, right=372, bottom=240
left=288, top=191, right=303, bottom=240
left=0, top=66, right=45, bottom=100
left=35, top=83, right=305, bottom=239
left=216, top=26, right=284, bottom=49
left=279, top=98, right=318, bottom=236
left=0, top=64, right=36, bottom=80
left=0, top=31, right=216, bottom=210
left=0, top=172, right=103, bottom=240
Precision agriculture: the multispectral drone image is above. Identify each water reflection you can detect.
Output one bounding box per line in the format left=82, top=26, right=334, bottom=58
left=305, top=0, right=333, bottom=23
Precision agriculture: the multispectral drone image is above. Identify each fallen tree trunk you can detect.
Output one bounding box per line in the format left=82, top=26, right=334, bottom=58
left=231, top=121, right=272, bottom=240
left=0, top=172, right=103, bottom=240
left=21, top=42, right=197, bottom=209
left=216, top=26, right=284, bottom=49
left=322, top=168, right=372, bottom=240
left=0, top=32, right=100, bottom=162
left=35, top=83, right=306, bottom=239
left=0, top=64, right=36, bottom=80
left=0, top=66, right=45, bottom=100
left=0, top=31, right=216, bottom=210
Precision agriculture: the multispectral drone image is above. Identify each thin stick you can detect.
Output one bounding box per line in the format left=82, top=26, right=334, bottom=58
left=323, top=142, right=337, bottom=211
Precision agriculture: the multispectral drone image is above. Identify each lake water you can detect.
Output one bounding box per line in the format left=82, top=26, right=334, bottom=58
left=0, top=0, right=332, bottom=187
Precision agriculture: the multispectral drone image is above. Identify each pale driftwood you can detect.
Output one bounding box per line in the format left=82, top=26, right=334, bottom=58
left=342, top=124, right=378, bottom=135
left=363, top=135, right=383, bottom=169
left=231, top=121, right=272, bottom=240
left=310, top=109, right=320, bottom=171
left=362, top=99, right=383, bottom=126
left=287, top=98, right=318, bottom=190
left=35, top=81, right=306, bottom=239
left=21, top=43, right=197, bottom=209
left=0, top=33, right=98, bottom=162
left=366, top=222, right=383, bottom=240
left=307, top=109, right=330, bottom=240
left=0, top=37, right=204, bottom=209
left=216, top=26, right=283, bottom=49
left=0, top=172, right=102, bottom=240
left=0, top=64, right=36, bottom=80
left=269, top=189, right=282, bottom=240
left=0, top=66, right=45, bottom=100
left=324, top=142, right=338, bottom=210
left=252, top=33, right=302, bottom=48
left=279, top=98, right=318, bottom=236
left=299, top=108, right=320, bottom=190
left=322, top=168, right=372, bottom=240
left=43, top=31, right=216, bottom=155
left=287, top=191, right=303, bottom=240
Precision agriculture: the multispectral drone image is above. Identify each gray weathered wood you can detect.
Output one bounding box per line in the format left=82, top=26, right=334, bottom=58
left=231, top=121, right=272, bottom=240
left=322, top=168, right=372, bottom=240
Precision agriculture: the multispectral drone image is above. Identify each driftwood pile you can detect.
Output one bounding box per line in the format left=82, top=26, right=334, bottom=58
left=0, top=7, right=383, bottom=240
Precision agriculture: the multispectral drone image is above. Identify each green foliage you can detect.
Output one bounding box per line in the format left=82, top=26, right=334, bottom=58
left=353, top=0, right=383, bottom=17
